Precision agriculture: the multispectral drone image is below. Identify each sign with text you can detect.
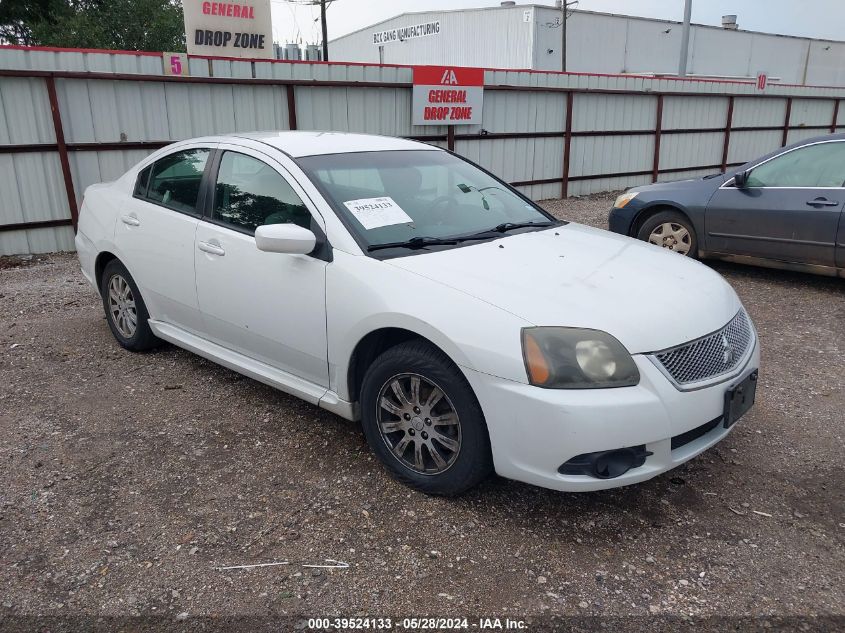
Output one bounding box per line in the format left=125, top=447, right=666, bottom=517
left=373, top=21, right=440, bottom=46
left=163, top=52, right=190, bottom=76
left=412, top=66, right=484, bottom=126
left=183, top=0, right=274, bottom=59
left=756, top=72, right=768, bottom=91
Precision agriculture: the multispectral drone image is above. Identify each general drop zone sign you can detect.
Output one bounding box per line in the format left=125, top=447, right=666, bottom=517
left=412, top=66, right=484, bottom=126
left=184, top=0, right=274, bottom=59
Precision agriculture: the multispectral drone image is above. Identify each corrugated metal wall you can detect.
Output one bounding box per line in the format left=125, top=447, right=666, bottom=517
left=1, top=47, right=845, bottom=255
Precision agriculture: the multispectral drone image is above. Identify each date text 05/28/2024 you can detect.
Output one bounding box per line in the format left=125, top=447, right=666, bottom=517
left=306, top=617, right=527, bottom=630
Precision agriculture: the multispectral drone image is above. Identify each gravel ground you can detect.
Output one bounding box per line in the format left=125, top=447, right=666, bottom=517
left=1, top=194, right=843, bottom=631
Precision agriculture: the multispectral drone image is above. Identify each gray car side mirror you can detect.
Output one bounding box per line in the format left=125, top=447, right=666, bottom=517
left=733, top=170, right=749, bottom=188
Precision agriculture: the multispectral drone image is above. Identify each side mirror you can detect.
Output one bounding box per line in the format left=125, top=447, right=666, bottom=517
left=733, top=170, right=749, bottom=188
left=255, top=223, right=317, bottom=255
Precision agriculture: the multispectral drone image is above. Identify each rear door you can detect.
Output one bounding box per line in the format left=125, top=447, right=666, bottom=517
left=705, top=140, right=845, bottom=267
left=193, top=145, right=329, bottom=387
left=116, top=145, right=213, bottom=333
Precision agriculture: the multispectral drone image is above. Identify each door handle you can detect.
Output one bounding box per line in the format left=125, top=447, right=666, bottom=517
left=805, top=198, right=840, bottom=207
left=198, top=241, right=225, bottom=256
left=120, top=214, right=140, bottom=226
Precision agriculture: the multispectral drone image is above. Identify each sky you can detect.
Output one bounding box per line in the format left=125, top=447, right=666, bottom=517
left=269, top=0, right=845, bottom=45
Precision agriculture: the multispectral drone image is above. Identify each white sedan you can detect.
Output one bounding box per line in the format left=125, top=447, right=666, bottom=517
left=75, top=132, right=760, bottom=495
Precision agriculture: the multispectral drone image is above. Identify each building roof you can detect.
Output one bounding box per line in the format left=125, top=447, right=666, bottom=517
left=330, top=4, right=845, bottom=46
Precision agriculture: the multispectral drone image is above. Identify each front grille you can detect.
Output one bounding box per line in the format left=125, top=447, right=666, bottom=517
left=654, top=309, right=753, bottom=386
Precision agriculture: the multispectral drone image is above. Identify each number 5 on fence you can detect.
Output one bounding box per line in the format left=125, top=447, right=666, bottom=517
left=163, top=52, right=189, bottom=77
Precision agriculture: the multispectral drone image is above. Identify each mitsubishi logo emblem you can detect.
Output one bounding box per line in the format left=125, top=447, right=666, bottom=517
left=721, top=334, right=734, bottom=365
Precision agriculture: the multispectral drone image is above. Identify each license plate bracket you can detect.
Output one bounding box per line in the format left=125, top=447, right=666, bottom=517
left=723, top=370, right=758, bottom=428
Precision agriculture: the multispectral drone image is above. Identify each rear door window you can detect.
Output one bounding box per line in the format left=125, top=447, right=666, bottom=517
left=143, top=149, right=210, bottom=214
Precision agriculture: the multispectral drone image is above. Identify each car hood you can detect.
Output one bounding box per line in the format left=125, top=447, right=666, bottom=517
left=386, top=224, right=741, bottom=354
left=629, top=173, right=727, bottom=196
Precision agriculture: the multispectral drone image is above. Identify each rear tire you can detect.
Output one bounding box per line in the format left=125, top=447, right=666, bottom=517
left=360, top=340, right=493, bottom=496
left=100, top=259, right=161, bottom=352
left=636, top=210, right=698, bottom=258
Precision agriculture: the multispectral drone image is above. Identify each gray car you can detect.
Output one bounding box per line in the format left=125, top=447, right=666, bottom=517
left=608, top=133, right=845, bottom=277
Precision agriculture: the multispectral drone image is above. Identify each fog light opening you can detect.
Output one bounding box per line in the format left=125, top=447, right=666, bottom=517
left=592, top=449, right=637, bottom=479
left=558, top=445, right=652, bottom=479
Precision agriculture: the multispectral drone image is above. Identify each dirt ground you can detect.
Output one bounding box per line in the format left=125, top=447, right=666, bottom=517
left=1, top=195, right=843, bottom=631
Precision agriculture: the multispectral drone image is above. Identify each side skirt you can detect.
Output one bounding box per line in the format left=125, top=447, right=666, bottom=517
left=148, top=320, right=358, bottom=420
left=703, top=252, right=845, bottom=278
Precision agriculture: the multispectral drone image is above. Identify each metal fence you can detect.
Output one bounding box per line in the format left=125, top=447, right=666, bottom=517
left=2, top=45, right=845, bottom=255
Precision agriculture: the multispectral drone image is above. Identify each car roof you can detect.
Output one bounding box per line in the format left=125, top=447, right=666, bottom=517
left=222, top=131, right=439, bottom=158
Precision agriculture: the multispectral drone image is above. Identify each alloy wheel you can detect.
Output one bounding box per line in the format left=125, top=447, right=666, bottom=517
left=107, top=274, right=137, bottom=338
left=376, top=373, right=462, bottom=475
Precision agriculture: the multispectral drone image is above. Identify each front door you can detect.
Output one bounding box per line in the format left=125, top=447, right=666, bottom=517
left=705, top=140, right=845, bottom=268
left=193, top=146, right=329, bottom=388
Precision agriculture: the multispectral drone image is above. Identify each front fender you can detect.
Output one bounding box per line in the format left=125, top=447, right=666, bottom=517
left=326, top=251, right=532, bottom=401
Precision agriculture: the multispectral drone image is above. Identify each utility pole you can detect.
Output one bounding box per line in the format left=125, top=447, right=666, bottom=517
left=320, top=0, right=328, bottom=61
left=561, top=1, right=567, bottom=72
left=678, top=0, right=692, bottom=76
left=290, top=0, right=333, bottom=61
left=558, top=0, right=577, bottom=72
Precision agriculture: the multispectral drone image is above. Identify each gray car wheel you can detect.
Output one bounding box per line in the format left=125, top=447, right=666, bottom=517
left=637, top=210, right=698, bottom=258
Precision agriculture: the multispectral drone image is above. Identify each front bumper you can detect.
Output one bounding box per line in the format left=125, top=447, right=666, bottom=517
left=462, top=339, right=760, bottom=492
left=607, top=204, right=637, bottom=235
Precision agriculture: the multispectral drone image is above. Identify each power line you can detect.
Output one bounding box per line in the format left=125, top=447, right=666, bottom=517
left=272, top=0, right=336, bottom=58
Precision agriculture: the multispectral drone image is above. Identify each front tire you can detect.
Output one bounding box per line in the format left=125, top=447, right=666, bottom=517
left=636, top=210, right=698, bottom=257
left=100, top=259, right=161, bottom=352
left=360, top=340, right=493, bottom=496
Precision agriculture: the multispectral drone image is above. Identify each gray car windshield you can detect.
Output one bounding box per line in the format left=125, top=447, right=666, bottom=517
left=297, top=150, right=556, bottom=253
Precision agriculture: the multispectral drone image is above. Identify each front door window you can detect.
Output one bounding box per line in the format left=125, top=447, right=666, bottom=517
left=213, top=151, right=312, bottom=233
left=746, top=142, right=845, bottom=188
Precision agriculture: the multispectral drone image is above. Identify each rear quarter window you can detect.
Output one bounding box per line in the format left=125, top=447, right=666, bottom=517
left=133, top=165, right=152, bottom=198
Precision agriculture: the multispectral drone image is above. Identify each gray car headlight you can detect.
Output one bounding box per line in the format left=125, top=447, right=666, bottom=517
left=613, top=191, right=638, bottom=208
left=521, top=327, right=640, bottom=389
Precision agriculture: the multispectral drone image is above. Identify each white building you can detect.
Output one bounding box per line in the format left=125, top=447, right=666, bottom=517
left=329, top=2, right=845, bottom=86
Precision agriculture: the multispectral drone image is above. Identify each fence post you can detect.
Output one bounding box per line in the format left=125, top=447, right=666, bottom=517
left=286, top=84, right=298, bottom=130
left=721, top=96, right=734, bottom=172
left=446, top=125, right=455, bottom=151
left=561, top=91, right=573, bottom=199
left=652, top=95, right=663, bottom=183
left=781, top=97, right=792, bottom=146
left=45, top=75, right=79, bottom=231
left=831, top=99, right=840, bottom=133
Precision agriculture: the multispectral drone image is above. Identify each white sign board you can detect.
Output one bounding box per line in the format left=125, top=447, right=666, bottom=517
left=372, top=21, right=440, bottom=46
left=412, top=66, right=484, bottom=126
left=183, top=0, right=274, bottom=59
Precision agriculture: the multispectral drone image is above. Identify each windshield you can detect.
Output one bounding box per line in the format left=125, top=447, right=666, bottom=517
left=296, top=150, right=555, bottom=254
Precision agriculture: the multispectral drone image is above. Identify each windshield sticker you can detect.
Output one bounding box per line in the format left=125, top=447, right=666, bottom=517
left=342, top=197, right=414, bottom=230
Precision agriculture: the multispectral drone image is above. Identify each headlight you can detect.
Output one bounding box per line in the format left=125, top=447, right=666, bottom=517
left=613, top=191, right=638, bottom=208
left=521, top=327, right=640, bottom=389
